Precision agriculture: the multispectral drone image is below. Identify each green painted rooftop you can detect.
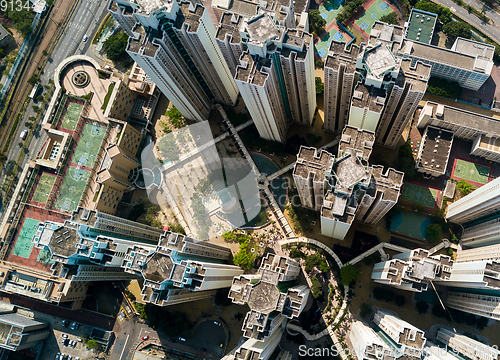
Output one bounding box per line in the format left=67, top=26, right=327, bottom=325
left=405, top=9, right=437, bottom=45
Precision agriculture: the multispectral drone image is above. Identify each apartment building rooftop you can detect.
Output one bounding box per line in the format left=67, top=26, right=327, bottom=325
left=331, top=150, right=371, bottom=194
left=245, top=13, right=281, bottom=43
left=235, top=52, right=269, bottom=86
left=453, top=37, right=495, bottom=60
left=363, top=43, right=397, bottom=79
left=399, top=39, right=492, bottom=74
left=371, top=166, right=404, bottom=202
left=405, top=9, right=437, bottom=45
left=325, top=41, right=359, bottom=74
left=351, top=83, right=386, bottom=114
left=224, top=0, right=259, bottom=16
left=293, top=146, right=334, bottom=183
left=374, top=310, right=427, bottom=352
left=416, top=126, right=453, bottom=175
left=216, top=12, right=243, bottom=43
left=397, top=58, right=431, bottom=92
left=321, top=190, right=356, bottom=223
left=142, top=252, right=175, bottom=283
left=419, top=101, right=500, bottom=136
left=175, top=2, right=205, bottom=32
left=135, top=0, right=173, bottom=13
left=369, top=21, right=404, bottom=51
left=339, top=125, right=375, bottom=160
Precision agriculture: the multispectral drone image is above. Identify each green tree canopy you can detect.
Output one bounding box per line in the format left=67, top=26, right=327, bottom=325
left=309, top=10, right=326, bottom=35
left=233, top=240, right=256, bottom=270
left=86, top=339, right=100, bottom=351
left=310, top=277, right=323, bottom=298
left=340, top=264, right=360, bottom=286
left=315, top=77, right=324, bottom=95
left=103, top=31, right=129, bottom=62
left=166, top=107, right=183, bottom=128
left=457, top=180, right=473, bottom=195
left=3, top=8, right=35, bottom=36
left=443, top=21, right=472, bottom=43
left=426, top=223, right=441, bottom=242
left=380, top=12, right=399, bottom=25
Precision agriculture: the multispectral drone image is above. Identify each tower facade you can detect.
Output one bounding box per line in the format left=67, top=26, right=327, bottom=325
left=109, top=0, right=238, bottom=122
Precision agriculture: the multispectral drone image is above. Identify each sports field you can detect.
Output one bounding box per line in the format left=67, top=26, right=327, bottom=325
left=319, top=0, right=344, bottom=26
left=70, top=122, right=106, bottom=167
left=355, top=0, right=394, bottom=33
left=390, top=210, right=432, bottom=241
left=452, top=159, right=490, bottom=185
left=53, top=167, right=90, bottom=212
left=60, top=101, right=84, bottom=131
left=401, top=183, right=439, bottom=208
left=32, top=173, right=56, bottom=205
left=315, top=28, right=348, bottom=59
left=12, top=218, right=39, bottom=258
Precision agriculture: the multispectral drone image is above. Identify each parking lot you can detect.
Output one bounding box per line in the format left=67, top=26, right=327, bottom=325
left=43, top=320, right=95, bottom=360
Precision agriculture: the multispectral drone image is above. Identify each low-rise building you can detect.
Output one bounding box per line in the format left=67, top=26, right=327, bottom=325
left=415, top=126, right=453, bottom=177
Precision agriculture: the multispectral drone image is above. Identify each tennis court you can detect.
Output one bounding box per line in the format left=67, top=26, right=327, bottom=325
left=315, top=29, right=347, bottom=59
left=452, top=159, right=490, bottom=185
left=355, top=0, right=394, bottom=34
left=12, top=218, right=40, bottom=258
left=53, top=167, right=90, bottom=212
left=32, top=173, right=56, bottom=205
left=401, top=183, right=439, bottom=208
left=389, top=210, right=432, bottom=241
left=60, top=100, right=84, bottom=131
left=70, top=122, right=106, bottom=167
left=319, top=0, right=344, bottom=26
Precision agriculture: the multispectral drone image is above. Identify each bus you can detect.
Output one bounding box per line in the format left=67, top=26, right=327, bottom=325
left=29, top=83, right=42, bottom=99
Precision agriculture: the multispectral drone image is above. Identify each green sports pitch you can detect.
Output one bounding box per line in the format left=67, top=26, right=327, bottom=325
left=53, top=167, right=90, bottom=212
left=452, top=159, right=490, bottom=185
left=355, top=0, right=394, bottom=33
left=32, top=173, right=55, bottom=204
left=401, top=183, right=438, bottom=208
left=71, top=122, right=106, bottom=167
left=60, top=101, right=84, bottom=131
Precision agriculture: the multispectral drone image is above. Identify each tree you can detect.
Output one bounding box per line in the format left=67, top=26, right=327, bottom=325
left=416, top=301, right=429, bottom=314
left=310, top=276, right=323, bottom=298
left=168, top=222, right=185, bottom=235
left=394, top=295, right=406, bottom=306
left=380, top=12, right=399, bottom=25
left=42, top=49, right=48, bottom=56
left=309, top=10, right=326, bottom=35
left=457, top=180, right=472, bottom=195
left=315, top=77, right=324, bottom=95
left=86, top=339, right=100, bottom=351
left=28, top=75, right=38, bottom=86
left=233, top=240, right=256, bottom=270
left=340, top=264, right=360, bottom=286
left=398, top=141, right=416, bottom=179
left=359, top=303, right=372, bottom=319
left=166, top=107, right=183, bottom=128
left=103, top=31, right=129, bottom=62
left=450, top=234, right=459, bottom=244
left=426, top=223, right=441, bottom=242
left=315, top=60, right=324, bottom=68
left=4, top=8, right=35, bottom=36
left=443, top=21, right=472, bottom=43
left=427, top=77, right=462, bottom=99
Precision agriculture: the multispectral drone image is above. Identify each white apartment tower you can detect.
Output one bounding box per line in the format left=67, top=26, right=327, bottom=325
left=234, top=13, right=316, bottom=142
left=456, top=243, right=500, bottom=263
left=447, top=292, right=500, bottom=321
left=436, top=327, right=500, bottom=360
left=434, top=260, right=500, bottom=291
left=324, top=41, right=360, bottom=132
left=349, top=320, right=395, bottom=360
left=108, top=0, right=238, bottom=122
left=373, top=310, right=427, bottom=358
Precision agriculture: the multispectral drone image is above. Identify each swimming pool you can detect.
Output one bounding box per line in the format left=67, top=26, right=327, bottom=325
left=250, top=153, right=288, bottom=208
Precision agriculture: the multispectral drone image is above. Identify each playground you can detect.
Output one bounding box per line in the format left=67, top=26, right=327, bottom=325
left=53, top=167, right=90, bottom=212
left=315, top=27, right=348, bottom=59
left=31, top=173, right=56, bottom=205
left=451, top=158, right=490, bottom=185
left=401, top=183, right=439, bottom=209
left=319, top=0, right=344, bottom=26
left=70, top=122, right=106, bottom=167
left=60, top=99, right=84, bottom=131
left=354, top=0, right=394, bottom=34
left=11, top=218, right=39, bottom=259
left=389, top=210, right=432, bottom=241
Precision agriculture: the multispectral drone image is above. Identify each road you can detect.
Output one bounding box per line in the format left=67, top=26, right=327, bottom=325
left=431, top=0, right=500, bottom=42
left=0, top=0, right=109, bottom=220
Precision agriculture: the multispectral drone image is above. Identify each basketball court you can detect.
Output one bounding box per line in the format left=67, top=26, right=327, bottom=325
left=319, top=0, right=344, bottom=26
left=32, top=173, right=56, bottom=205
left=315, top=29, right=348, bottom=59
left=451, top=158, right=490, bottom=185
left=11, top=218, right=40, bottom=259
left=53, top=167, right=90, bottom=212
left=354, top=0, right=394, bottom=34
left=60, top=100, right=84, bottom=131
left=70, top=122, right=106, bottom=167
left=401, top=183, right=439, bottom=208
left=389, top=210, right=432, bottom=241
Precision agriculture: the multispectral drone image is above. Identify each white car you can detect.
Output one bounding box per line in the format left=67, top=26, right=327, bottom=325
left=214, top=321, right=221, bottom=326
left=82, top=34, right=88, bottom=42
left=178, top=337, right=186, bottom=342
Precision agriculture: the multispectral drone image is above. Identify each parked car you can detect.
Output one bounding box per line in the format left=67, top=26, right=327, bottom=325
left=55, top=353, right=61, bottom=360
left=142, top=336, right=149, bottom=340
left=178, top=337, right=186, bottom=342
left=213, top=321, right=221, bottom=326
left=76, top=337, right=82, bottom=342
left=71, top=340, right=76, bottom=348
left=62, top=334, right=68, bottom=339
left=62, top=320, right=69, bottom=327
